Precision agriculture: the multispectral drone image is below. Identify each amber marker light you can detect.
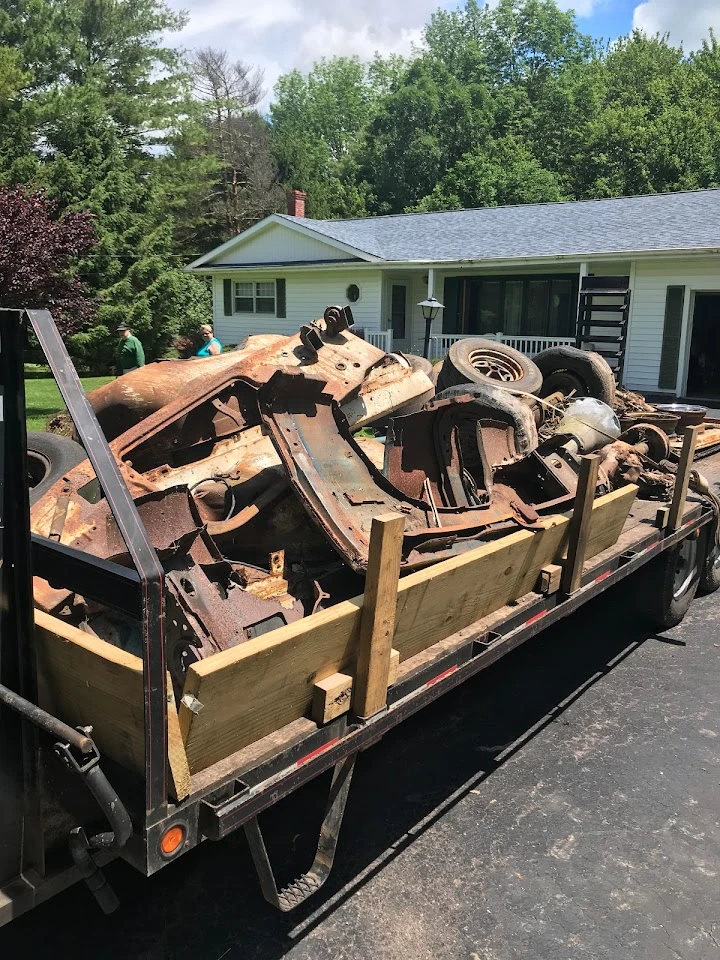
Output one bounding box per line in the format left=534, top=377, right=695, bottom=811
left=159, top=824, right=185, bottom=857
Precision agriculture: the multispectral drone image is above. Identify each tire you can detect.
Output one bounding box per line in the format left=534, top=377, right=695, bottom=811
left=27, top=432, right=86, bottom=505
left=535, top=346, right=616, bottom=406
left=699, top=523, right=720, bottom=595
left=637, top=538, right=700, bottom=629
left=434, top=381, right=538, bottom=462
left=437, top=338, right=543, bottom=398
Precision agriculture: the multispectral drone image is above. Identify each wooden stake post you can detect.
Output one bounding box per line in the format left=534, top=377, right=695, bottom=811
left=667, top=425, right=701, bottom=532
left=561, top=454, right=601, bottom=595
left=352, top=512, right=406, bottom=719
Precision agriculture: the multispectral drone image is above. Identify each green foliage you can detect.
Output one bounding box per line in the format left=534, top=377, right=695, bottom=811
left=270, top=57, right=390, bottom=218
left=0, top=0, right=213, bottom=364
left=415, top=137, right=566, bottom=211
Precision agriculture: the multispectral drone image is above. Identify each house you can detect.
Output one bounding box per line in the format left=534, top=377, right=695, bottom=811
left=187, top=188, right=720, bottom=400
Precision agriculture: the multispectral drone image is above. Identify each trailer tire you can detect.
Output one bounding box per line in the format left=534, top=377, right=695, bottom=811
left=698, top=524, right=720, bottom=595
left=535, top=346, right=616, bottom=406
left=437, top=338, right=543, bottom=398
left=434, top=382, right=538, bottom=460
left=639, top=538, right=700, bottom=630
left=27, top=432, right=86, bottom=505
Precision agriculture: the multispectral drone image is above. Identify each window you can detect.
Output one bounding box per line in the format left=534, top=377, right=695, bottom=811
left=443, top=274, right=578, bottom=337
left=346, top=283, right=361, bottom=303
left=234, top=280, right=276, bottom=314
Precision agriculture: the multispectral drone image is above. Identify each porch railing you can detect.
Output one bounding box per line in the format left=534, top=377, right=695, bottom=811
left=428, top=333, right=575, bottom=359
left=366, top=330, right=393, bottom=353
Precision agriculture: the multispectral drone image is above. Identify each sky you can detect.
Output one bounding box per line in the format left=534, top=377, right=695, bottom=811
left=164, top=0, right=720, bottom=106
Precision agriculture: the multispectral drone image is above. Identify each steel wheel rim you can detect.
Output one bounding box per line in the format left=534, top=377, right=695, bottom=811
left=672, top=539, right=698, bottom=600
left=466, top=348, right=524, bottom=384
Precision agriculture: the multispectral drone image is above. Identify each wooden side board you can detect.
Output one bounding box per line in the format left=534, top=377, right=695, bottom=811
left=180, top=485, right=637, bottom=773
left=34, top=610, right=190, bottom=800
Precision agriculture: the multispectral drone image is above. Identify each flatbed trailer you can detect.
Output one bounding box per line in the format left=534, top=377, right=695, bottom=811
left=1, top=307, right=718, bottom=924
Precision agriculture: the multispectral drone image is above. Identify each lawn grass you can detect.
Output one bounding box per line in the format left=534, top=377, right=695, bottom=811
left=25, top=376, right=114, bottom=432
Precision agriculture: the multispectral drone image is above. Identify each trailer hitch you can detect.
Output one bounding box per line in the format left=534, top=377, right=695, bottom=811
left=0, top=682, right=132, bottom=914
left=244, top=754, right=356, bottom=911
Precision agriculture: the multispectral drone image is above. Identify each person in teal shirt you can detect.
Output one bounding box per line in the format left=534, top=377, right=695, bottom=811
left=115, top=324, right=145, bottom=375
left=196, top=324, right=222, bottom=357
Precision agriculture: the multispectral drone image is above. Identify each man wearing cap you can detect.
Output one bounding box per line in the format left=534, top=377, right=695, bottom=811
left=115, top=324, right=145, bottom=376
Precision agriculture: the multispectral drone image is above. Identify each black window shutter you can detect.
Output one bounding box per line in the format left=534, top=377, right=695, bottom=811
left=658, top=286, right=685, bottom=390
left=223, top=278, right=233, bottom=316
left=276, top=279, right=286, bottom=318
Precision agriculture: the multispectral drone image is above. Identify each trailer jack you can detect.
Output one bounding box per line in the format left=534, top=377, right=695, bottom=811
left=244, top=754, right=356, bottom=911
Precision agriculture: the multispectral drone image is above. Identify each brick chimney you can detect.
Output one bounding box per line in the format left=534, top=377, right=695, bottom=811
left=287, top=189, right=307, bottom=218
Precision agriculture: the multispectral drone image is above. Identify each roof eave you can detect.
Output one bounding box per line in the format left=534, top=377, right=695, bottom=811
left=186, top=214, right=385, bottom=270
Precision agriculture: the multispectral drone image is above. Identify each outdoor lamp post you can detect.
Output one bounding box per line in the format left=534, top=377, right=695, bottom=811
left=418, top=297, right=444, bottom=359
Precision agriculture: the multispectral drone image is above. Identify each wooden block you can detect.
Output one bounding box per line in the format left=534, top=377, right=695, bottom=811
left=388, top=648, right=400, bottom=686
left=312, top=672, right=353, bottom=724
left=656, top=506, right=670, bottom=529
left=537, top=563, right=563, bottom=595
left=180, top=486, right=637, bottom=774
left=561, top=455, right=601, bottom=595
left=353, top=513, right=406, bottom=719
left=668, top=425, right=701, bottom=531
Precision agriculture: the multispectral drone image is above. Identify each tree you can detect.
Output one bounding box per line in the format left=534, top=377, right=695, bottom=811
left=0, top=185, right=96, bottom=334
left=0, top=0, right=212, bottom=364
left=270, top=57, right=386, bottom=218
left=357, top=58, right=493, bottom=213
left=171, top=48, right=284, bottom=249
left=415, top=137, right=566, bottom=211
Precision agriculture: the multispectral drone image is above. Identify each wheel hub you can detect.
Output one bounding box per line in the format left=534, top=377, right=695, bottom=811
left=467, top=348, right=524, bottom=384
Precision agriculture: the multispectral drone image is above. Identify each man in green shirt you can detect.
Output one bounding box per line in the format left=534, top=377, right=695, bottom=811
left=115, top=324, right=145, bottom=376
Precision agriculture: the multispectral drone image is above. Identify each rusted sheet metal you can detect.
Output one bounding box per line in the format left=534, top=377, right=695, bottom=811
left=89, top=314, right=432, bottom=442
left=259, top=374, right=540, bottom=573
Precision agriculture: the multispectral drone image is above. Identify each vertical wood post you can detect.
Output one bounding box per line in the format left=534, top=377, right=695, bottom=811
left=353, top=512, right=406, bottom=719
left=667, top=425, right=701, bottom=531
left=561, top=454, right=601, bottom=595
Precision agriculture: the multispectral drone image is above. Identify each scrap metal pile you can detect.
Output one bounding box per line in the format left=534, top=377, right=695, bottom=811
left=28, top=307, right=692, bottom=691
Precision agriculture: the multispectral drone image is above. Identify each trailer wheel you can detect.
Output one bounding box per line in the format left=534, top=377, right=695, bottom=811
left=27, top=432, right=86, bottom=505
left=437, top=338, right=543, bottom=397
left=698, top=524, right=720, bottom=595
left=640, top=537, right=700, bottom=630
left=535, top=346, right=616, bottom=406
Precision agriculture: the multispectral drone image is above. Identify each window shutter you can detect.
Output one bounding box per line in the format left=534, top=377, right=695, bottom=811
left=658, top=286, right=685, bottom=390
left=223, top=278, right=233, bottom=316
left=276, top=279, right=286, bottom=318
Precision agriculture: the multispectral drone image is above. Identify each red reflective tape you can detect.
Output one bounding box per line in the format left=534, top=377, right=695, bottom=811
left=594, top=571, right=612, bottom=584
left=426, top=665, right=458, bottom=687
left=524, top=610, right=548, bottom=627
left=296, top=737, right=339, bottom=767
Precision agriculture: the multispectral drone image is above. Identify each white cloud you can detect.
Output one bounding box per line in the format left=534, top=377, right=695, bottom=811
left=166, top=0, right=448, bottom=106
left=632, top=0, right=720, bottom=49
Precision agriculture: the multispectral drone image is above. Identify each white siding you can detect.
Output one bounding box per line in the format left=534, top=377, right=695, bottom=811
left=213, top=270, right=383, bottom=346
left=210, top=222, right=358, bottom=266
left=625, top=256, right=720, bottom=394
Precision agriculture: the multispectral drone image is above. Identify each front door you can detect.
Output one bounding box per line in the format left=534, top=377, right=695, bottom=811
left=687, top=293, right=720, bottom=399
left=389, top=284, right=409, bottom=353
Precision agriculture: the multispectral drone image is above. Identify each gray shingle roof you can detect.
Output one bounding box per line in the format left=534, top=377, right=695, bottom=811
left=277, top=190, right=720, bottom=263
